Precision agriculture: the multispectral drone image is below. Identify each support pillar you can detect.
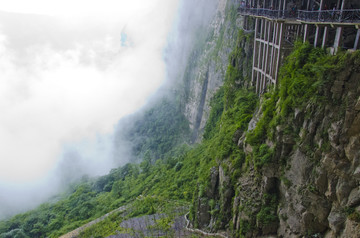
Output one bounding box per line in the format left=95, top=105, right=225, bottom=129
left=322, top=26, right=328, bottom=49
left=336, top=0, right=341, bottom=9
left=260, top=19, right=267, bottom=93
left=263, top=21, right=271, bottom=91
left=274, top=22, right=284, bottom=85
left=314, top=25, right=320, bottom=47
left=333, top=27, right=343, bottom=54
left=269, top=22, right=277, bottom=79
left=252, top=18, right=259, bottom=87
left=340, top=0, right=346, bottom=21
left=354, top=29, right=360, bottom=50
left=303, top=24, right=308, bottom=42
left=282, top=0, right=286, bottom=17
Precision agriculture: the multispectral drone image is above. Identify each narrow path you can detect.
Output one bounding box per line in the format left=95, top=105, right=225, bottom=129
left=59, top=205, right=127, bottom=238
left=59, top=205, right=228, bottom=238
left=184, top=212, right=229, bottom=238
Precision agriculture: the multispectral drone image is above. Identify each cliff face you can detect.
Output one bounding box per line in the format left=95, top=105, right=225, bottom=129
left=274, top=60, right=360, bottom=238
left=188, top=3, right=360, bottom=236
left=182, top=0, right=249, bottom=142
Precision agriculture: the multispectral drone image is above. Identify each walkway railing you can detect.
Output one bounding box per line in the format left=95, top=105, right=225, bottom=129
left=238, top=8, right=296, bottom=19
left=298, top=9, right=360, bottom=23
left=238, top=7, right=360, bottom=23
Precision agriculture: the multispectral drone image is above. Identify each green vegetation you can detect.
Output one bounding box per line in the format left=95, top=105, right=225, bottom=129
left=0, top=148, right=195, bottom=237
left=2, top=6, right=360, bottom=236
left=245, top=42, right=360, bottom=169
left=0, top=28, right=258, bottom=237
left=256, top=194, right=278, bottom=226
left=128, top=98, right=191, bottom=160
left=345, top=207, right=360, bottom=223
left=78, top=197, right=187, bottom=238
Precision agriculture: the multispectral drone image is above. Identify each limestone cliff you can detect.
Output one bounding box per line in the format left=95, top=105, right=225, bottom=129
left=188, top=3, right=360, bottom=236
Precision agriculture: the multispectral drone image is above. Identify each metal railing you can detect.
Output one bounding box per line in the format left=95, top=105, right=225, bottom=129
left=297, top=9, right=360, bottom=23
left=238, top=7, right=360, bottom=23
left=238, top=8, right=296, bottom=19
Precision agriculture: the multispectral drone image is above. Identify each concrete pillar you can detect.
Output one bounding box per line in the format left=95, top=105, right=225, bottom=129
left=252, top=18, right=259, bottom=86
left=282, top=0, right=286, bottom=17
left=354, top=29, right=360, bottom=50
left=341, top=0, right=346, bottom=10
left=256, top=72, right=260, bottom=94
left=333, top=27, right=343, bottom=54
left=261, top=19, right=267, bottom=74
left=264, top=21, right=271, bottom=78
left=275, top=22, right=284, bottom=85
left=297, top=24, right=301, bottom=38
left=314, top=25, right=320, bottom=47
left=337, top=0, right=341, bottom=9
left=257, top=19, right=264, bottom=93
left=322, top=26, right=328, bottom=49
left=307, top=0, right=311, bottom=10
left=303, top=24, right=308, bottom=42
left=269, top=22, right=277, bottom=78
left=278, top=0, right=282, bottom=18
left=340, top=0, right=346, bottom=21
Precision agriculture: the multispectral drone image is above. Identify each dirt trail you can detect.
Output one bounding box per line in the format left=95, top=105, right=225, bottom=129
left=59, top=205, right=127, bottom=238
left=59, top=205, right=227, bottom=238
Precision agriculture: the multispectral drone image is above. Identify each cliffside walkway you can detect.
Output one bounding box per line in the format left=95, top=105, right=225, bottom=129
left=238, top=6, right=360, bottom=94
left=238, top=8, right=360, bottom=24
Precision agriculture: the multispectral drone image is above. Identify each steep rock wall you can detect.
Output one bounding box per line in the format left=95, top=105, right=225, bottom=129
left=182, top=0, right=246, bottom=142
left=191, top=31, right=360, bottom=237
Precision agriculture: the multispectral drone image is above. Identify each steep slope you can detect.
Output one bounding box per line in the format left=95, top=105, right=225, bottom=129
left=190, top=40, right=360, bottom=237
left=1, top=1, right=360, bottom=238
left=180, top=0, right=249, bottom=142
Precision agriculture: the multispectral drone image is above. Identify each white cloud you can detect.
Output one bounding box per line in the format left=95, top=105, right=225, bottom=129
left=0, top=0, right=161, bottom=19
left=0, top=0, right=179, bottom=184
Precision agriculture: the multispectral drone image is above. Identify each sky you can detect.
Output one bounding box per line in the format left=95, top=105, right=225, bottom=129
left=0, top=0, right=180, bottom=217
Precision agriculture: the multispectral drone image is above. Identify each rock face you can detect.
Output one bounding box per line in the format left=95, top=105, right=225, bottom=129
left=188, top=1, right=360, bottom=237
left=182, top=0, right=248, bottom=142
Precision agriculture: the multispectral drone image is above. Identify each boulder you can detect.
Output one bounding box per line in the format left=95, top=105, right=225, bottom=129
left=328, top=207, right=346, bottom=234
left=347, top=188, right=360, bottom=207
left=355, top=98, right=360, bottom=111
left=336, top=178, right=353, bottom=205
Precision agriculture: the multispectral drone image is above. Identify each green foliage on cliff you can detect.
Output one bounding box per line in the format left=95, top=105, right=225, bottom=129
left=232, top=42, right=360, bottom=237
left=256, top=194, right=278, bottom=226
left=245, top=42, right=356, bottom=169
left=128, top=98, right=191, bottom=160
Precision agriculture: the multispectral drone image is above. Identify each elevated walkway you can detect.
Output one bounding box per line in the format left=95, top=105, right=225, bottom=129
left=238, top=6, right=360, bottom=94
left=239, top=8, right=360, bottom=24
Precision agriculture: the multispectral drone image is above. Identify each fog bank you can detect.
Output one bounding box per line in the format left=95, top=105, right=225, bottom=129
left=0, top=0, right=178, bottom=218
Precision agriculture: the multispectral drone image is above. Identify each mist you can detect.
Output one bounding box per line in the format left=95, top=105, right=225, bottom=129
left=0, top=0, right=219, bottom=219
left=0, top=0, right=179, bottom=219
